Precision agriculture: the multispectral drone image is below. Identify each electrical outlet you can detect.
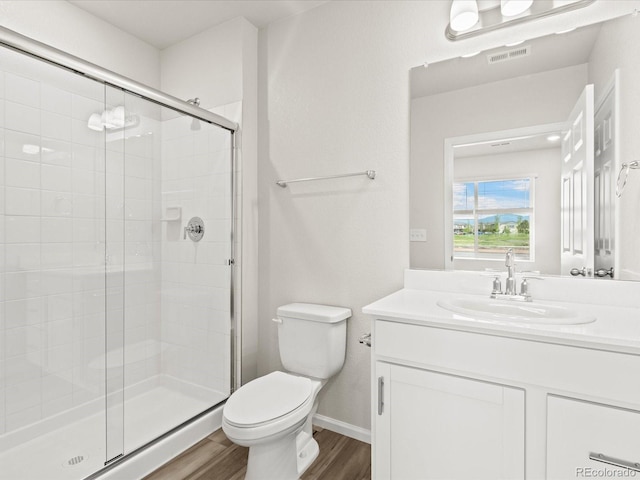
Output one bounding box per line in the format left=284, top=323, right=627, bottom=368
left=410, top=229, right=427, bottom=242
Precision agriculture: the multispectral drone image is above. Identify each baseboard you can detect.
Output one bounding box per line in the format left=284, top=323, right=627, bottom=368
left=312, top=414, right=371, bottom=444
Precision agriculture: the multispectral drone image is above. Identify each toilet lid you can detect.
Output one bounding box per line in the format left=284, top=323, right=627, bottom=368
left=224, top=371, right=313, bottom=426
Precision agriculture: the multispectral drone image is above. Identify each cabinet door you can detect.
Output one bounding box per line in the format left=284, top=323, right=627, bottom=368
left=547, top=396, right=640, bottom=479
left=374, top=362, right=525, bottom=480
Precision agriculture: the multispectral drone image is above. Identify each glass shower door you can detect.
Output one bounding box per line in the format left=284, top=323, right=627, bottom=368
left=104, top=87, right=234, bottom=459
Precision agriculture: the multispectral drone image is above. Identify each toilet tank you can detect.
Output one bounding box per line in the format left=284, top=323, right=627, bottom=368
left=276, top=303, right=351, bottom=379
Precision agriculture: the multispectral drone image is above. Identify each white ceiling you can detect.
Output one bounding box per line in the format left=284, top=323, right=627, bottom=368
left=68, top=0, right=329, bottom=49
left=454, top=132, right=562, bottom=159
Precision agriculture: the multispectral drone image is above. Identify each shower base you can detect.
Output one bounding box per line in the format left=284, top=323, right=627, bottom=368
left=0, top=376, right=227, bottom=480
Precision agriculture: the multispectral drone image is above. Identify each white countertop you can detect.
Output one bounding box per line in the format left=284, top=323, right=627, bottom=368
left=363, top=287, right=640, bottom=355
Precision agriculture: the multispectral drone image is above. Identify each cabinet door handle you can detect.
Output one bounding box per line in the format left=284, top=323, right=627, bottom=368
left=377, top=376, right=384, bottom=415
left=589, top=452, right=640, bottom=472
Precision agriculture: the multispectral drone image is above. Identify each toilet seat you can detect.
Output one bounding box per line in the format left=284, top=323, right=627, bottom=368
left=222, top=371, right=320, bottom=443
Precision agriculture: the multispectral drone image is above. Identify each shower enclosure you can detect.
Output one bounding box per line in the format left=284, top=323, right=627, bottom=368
left=0, top=28, right=236, bottom=480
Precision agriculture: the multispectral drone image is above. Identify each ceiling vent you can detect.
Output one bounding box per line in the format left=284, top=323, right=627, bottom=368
left=487, top=45, right=531, bottom=64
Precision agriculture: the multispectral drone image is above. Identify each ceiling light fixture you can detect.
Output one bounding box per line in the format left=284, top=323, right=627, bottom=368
left=449, top=0, right=479, bottom=32
left=500, top=0, right=532, bottom=17
left=446, top=0, right=596, bottom=41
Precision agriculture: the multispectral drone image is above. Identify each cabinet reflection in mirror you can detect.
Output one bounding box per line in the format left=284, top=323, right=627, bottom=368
left=410, top=12, right=640, bottom=280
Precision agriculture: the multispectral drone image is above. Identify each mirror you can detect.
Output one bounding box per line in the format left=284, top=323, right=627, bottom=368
left=410, top=12, right=640, bottom=280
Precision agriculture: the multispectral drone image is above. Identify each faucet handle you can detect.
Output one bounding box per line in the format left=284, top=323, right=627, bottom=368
left=492, top=275, right=502, bottom=295
left=519, top=275, right=543, bottom=300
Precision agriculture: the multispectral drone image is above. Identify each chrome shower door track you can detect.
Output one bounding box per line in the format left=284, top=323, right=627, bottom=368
left=0, top=25, right=238, bottom=132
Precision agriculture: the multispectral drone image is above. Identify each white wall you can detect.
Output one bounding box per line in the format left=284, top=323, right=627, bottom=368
left=0, top=0, right=160, bottom=88
left=259, top=0, right=637, bottom=432
left=411, top=64, right=588, bottom=270
left=259, top=1, right=419, bottom=431
left=160, top=17, right=245, bottom=110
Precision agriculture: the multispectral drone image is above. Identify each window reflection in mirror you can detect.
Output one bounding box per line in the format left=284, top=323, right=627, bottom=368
left=447, top=128, right=562, bottom=273
left=453, top=177, right=533, bottom=261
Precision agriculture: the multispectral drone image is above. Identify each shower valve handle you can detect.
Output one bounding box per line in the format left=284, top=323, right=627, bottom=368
left=184, top=224, right=202, bottom=238
left=184, top=217, right=205, bottom=242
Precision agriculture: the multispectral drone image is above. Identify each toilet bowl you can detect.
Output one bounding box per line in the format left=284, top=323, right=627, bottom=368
left=223, top=371, right=324, bottom=479
left=222, top=303, right=351, bottom=480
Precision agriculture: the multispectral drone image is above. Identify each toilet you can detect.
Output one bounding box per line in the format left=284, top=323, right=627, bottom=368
left=222, top=303, right=351, bottom=480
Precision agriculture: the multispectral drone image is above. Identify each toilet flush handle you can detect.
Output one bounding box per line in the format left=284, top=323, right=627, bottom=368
left=272, top=317, right=283, bottom=324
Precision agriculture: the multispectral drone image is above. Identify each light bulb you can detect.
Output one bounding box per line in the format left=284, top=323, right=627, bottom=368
left=501, top=0, right=533, bottom=17
left=450, top=0, right=479, bottom=32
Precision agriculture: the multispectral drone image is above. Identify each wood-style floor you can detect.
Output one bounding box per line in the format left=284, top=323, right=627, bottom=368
left=144, top=427, right=371, bottom=480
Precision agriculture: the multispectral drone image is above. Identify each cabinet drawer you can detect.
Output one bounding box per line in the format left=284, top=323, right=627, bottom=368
left=547, top=396, right=640, bottom=479
left=374, top=320, right=640, bottom=405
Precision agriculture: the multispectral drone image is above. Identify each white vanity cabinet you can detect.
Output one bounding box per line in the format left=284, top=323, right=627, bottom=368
left=375, top=361, right=525, bottom=479
left=370, top=317, right=640, bottom=480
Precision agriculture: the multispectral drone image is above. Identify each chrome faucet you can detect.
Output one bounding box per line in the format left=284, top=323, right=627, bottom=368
left=489, top=248, right=533, bottom=302
left=504, top=248, right=517, bottom=295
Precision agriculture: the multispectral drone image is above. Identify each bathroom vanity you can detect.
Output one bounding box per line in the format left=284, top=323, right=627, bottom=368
left=363, top=270, right=640, bottom=479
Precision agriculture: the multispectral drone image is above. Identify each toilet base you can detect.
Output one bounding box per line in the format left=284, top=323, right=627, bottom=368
left=244, top=404, right=320, bottom=480
left=244, top=430, right=318, bottom=480
left=296, top=411, right=319, bottom=476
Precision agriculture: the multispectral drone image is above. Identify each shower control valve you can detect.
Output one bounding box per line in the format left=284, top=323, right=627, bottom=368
left=184, top=217, right=205, bottom=242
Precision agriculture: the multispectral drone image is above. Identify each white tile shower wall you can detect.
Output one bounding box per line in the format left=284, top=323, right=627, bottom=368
left=159, top=103, right=237, bottom=395
left=0, top=49, right=163, bottom=437
left=0, top=52, right=104, bottom=435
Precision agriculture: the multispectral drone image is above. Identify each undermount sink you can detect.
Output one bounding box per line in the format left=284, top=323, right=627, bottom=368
left=437, top=297, right=596, bottom=325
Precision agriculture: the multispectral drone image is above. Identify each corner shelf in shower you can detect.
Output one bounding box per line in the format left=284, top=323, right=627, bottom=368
left=161, top=206, right=182, bottom=221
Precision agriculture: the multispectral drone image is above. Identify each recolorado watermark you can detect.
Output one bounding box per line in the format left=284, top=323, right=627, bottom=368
left=576, top=467, right=638, bottom=478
